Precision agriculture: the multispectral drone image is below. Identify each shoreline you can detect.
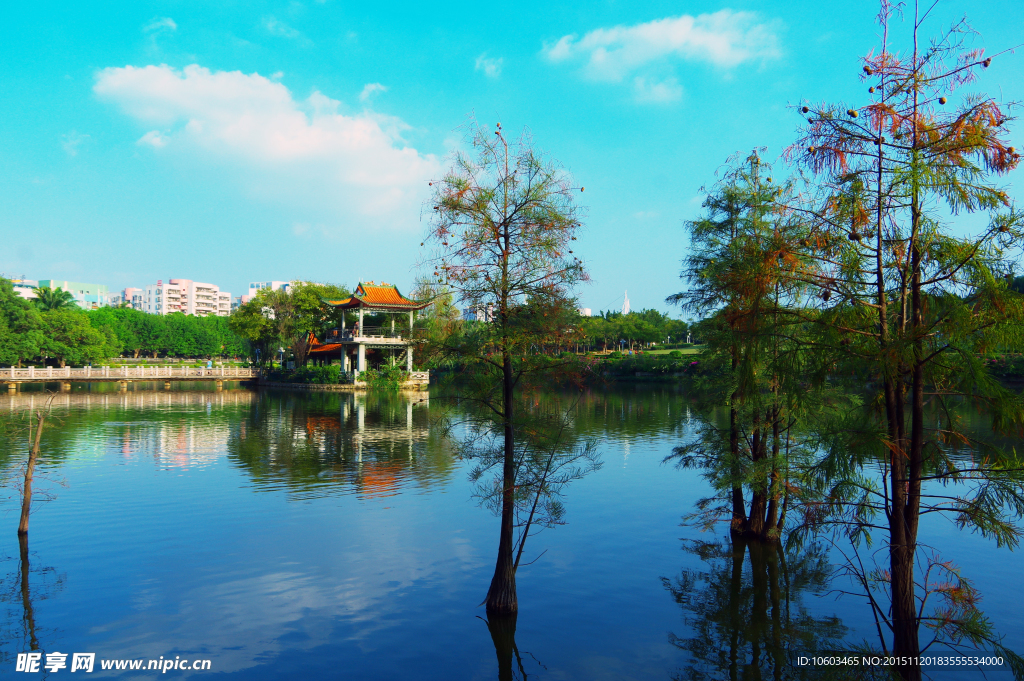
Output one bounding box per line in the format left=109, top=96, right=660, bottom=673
left=257, top=379, right=429, bottom=392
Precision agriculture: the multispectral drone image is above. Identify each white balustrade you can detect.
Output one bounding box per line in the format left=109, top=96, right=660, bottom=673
left=1, top=365, right=259, bottom=382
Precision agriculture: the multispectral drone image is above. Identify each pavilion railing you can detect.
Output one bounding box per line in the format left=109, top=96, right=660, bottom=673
left=323, top=327, right=407, bottom=341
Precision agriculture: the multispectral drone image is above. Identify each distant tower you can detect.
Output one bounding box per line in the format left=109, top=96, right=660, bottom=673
left=622, top=290, right=630, bottom=315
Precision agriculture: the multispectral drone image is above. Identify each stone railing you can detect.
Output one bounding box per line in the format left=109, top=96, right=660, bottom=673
left=2, top=366, right=260, bottom=381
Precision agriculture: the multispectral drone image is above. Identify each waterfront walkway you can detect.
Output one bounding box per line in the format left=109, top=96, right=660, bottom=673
left=2, top=365, right=259, bottom=391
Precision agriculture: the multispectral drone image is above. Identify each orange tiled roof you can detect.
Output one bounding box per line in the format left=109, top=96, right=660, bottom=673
left=326, top=282, right=427, bottom=310
left=309, top=343, right=343, bottom=353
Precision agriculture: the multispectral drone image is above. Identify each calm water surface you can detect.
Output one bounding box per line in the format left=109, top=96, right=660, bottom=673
left=0, top=384, right=1019, bottom=679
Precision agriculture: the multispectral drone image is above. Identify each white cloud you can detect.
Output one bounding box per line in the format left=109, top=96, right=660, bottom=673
left=543, top=10, right=780, bottom=82
left=263, top=16, right=309, bottom=44
left=474, top=53, right=503, bottom=78
left=61, top=130, right=90, bottom=156
left=94, top=64, right=440, bottom=229
left=633, top=76, right=682, bottom=103
left=143, top=17, right=177, bottom=33
left=359, top=83, right=387, bottom=103
left=137, top=130, right=169, bottom=148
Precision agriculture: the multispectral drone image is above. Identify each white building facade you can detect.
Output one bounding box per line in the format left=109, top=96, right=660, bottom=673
left=9, top=279, right=38, bottom=300
left=142, top=279, right=231, bottom=316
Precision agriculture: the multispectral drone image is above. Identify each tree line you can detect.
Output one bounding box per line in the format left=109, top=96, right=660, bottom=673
left=578, top=309, right=690, bottom=352
left=0, top=278, right=248, bottom=366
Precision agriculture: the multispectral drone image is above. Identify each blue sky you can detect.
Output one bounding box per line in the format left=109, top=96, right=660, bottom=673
left=1, top=1, right=1021, bottom=315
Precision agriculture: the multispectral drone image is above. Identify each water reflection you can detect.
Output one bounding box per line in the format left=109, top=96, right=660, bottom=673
left=0, top=389, right=257, bottom=470
left=1, top=388, right=257, bottom=412
left=228, top=391, right=452, bottom=499
left=663, top=537, right=848, bottom=681
left=0, top=536, right=65, bottom=665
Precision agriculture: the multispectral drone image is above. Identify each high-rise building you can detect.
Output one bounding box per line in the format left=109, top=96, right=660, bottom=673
left=143, top=280, right=183, bottom=315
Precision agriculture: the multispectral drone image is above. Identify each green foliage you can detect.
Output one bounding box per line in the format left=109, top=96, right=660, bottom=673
left=229, top=282, right=351, bottom=367
left=40, top=309, right=119, bottom=367
left=33, top=286, right=77, bottom=311
left=983, top=354, right=1024, bottom=379
left=362, top=364, right=406, bottom=391
left=578, top=309, right=688, bottom=352
left=0, top=278, right=44, bottom=366
left=292, top=364, right=341, bottom=384
left=595, top=352, right=700, bottom=378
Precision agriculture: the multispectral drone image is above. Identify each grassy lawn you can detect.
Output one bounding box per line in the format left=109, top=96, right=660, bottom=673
left=644, top=347, right=703, bottom=355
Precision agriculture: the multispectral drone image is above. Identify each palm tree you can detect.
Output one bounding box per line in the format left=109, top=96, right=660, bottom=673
left=34, top=287, right=78, bottom=311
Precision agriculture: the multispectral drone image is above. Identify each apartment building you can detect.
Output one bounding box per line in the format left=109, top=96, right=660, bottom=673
left=140, top=279, right=231, bottom=317
left=143, top=281, right=184, bottom=315
left=110, top=287, right=144, bottom=310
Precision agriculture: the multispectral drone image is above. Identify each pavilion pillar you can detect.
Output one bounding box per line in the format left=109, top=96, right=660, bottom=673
left=358, top=307, right=364, bottom=336
left=406, top=346, right=413, bottom=372
left=342, top=348, right=349, bottom=372
left=409, top=310, right=414, bottom=334
left=357, top=344, right=366, bottom=374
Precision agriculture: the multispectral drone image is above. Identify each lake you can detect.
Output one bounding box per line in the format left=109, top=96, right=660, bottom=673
left=0, top=384, right=1019, bottom=679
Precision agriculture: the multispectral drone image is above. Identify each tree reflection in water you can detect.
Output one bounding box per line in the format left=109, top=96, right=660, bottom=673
left=0, top=536, right=65, bottom=665
left=663, top=537, right=853, bottom=681
left=484, top=614, right=547, bottom=681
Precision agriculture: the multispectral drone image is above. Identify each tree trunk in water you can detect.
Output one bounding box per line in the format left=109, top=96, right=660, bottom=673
left=729, top=347, right=747, bottom=536
left=18, top=410, right=45, bottom=535
left=19, top=533, right=39, bottom=650
left=485, top=353, right=518, bottom=616
left=747, top=422, right=768, bottom=539
left=763, top=413, right=781, bottom=538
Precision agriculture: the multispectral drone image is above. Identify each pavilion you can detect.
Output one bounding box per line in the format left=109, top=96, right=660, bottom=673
left=308, top=282, right=429, bottom=378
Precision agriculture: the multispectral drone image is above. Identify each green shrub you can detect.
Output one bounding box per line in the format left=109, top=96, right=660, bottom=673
left=362, top=364, right=407, bottom=391
left=290, top=364, right=340, bottom=384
